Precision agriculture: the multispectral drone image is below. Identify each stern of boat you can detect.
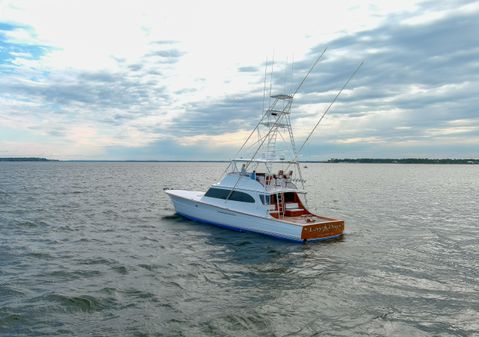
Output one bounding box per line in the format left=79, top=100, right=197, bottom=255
left=300, top=218, right=344, bottom=241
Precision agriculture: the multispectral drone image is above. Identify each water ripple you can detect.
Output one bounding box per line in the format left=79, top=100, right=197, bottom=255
left=0, top=162, right=477, bottom=336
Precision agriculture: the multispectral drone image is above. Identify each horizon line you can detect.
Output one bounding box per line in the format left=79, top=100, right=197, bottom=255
left=1, top=157, right=479, bottom=163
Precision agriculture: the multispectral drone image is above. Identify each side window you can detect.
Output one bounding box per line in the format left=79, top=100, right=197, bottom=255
left=205, top=188, right=255, bottom=203
left=205, top=188, right=230, bottom=199
left=230, top=191, right=255, bottom=203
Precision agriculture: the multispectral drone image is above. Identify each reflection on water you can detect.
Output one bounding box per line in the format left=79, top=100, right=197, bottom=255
left=0, top=162, right=478, bottom=336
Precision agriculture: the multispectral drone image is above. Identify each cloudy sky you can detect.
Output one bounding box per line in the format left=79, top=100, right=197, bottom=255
left=1, top=0, right=478, bottom=160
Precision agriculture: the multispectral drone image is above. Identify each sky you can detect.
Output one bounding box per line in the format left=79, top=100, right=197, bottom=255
left=1, top=0, right=478, bottom=160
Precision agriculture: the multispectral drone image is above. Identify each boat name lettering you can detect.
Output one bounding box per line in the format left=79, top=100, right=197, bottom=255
left=306, top=224, right=342, bottom=232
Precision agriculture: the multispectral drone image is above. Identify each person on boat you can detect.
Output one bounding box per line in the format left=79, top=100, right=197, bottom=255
left=240, top=164, right=247, bottom=175
left=251, top=170, right=256, bottom=180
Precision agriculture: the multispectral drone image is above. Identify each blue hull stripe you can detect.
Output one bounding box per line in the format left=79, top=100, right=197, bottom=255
left=176, top=212, right=341, bottom=243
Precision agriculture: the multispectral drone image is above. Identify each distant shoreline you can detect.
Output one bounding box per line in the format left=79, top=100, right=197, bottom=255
left=0, top=157, right=60, bottom=162
left=1, top=157, right=478, bottom=164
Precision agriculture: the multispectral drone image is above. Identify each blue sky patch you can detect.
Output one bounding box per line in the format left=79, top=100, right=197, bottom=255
left=0, top=22, right=48, bottom=67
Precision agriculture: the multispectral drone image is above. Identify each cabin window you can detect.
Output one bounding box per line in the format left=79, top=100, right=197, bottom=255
left=230, top=191, right=255, bottom=203
left=205, top=188, right=230, bottom=199
left=259, top=194, right=270, bottom=205
left=205, top=188, right=255, bottom=203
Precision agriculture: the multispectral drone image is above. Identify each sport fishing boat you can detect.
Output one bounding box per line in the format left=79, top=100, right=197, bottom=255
left=165, top=54, right=361, bottom=242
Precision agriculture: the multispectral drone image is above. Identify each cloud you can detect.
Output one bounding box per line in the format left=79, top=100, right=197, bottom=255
left=278, top=5, right=479, bottom=158
left=1, top=0, right=478, bottom=159
left=156, top=2, right=479, bottom=159
left=0, top=23, right=186, bottom=155
left=148, top=49, right=183, bottom=59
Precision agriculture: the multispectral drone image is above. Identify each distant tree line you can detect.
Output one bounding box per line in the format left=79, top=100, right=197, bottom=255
left=326, top=158, right=479, bottom=164
left=0, top=157, right=58, bottom=162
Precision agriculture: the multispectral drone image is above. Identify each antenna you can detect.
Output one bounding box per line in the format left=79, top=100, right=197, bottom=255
left=261, top=57, right=268, bottom=115
left=290, top=54, right=294, bottom=97
left=283, top=56, right=288, bottom=95
left=267, top=53, right=274, bottom=108
left=260, top=57, right=268, bottom=141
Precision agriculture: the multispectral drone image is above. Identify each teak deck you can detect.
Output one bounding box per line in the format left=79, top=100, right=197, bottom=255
left=280, top=214, right=340, bottom=226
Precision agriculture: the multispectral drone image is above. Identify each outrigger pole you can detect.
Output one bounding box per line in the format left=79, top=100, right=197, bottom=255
left=291, top=48, right=327, bottom=98
left=259, top=56, right=269, bottom=140
left=293, top=60, right=365, bottom=161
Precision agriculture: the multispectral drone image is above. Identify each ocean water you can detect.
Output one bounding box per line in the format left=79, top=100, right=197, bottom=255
left=0, top=162, right=478, bottom=337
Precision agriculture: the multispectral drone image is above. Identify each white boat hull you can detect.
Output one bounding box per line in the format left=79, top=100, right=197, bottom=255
left=165, top=190, right=343, bottom=242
